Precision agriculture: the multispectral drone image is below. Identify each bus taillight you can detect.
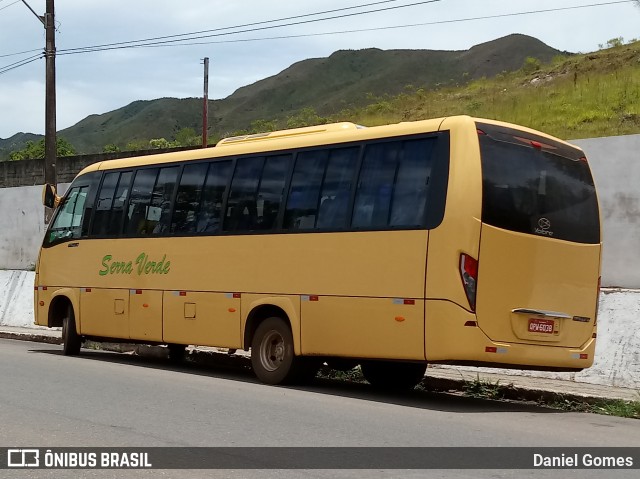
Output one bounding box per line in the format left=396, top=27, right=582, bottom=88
left=460, top=253, right=478, bottom=311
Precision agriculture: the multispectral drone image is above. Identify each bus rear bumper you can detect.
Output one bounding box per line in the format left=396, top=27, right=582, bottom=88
left=425, top=300, right=596, bottom=371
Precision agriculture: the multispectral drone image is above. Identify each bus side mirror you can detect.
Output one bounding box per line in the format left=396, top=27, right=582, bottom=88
left=42, top=184, right=60, bottom=209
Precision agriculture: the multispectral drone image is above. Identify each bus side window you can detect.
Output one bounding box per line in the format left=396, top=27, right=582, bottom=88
left=47, top=186, right=88, bottom=244
left=389, top=139, right=435, bottom=227
left=171, top=163, right=208, bottom=234
left=197, top=160, right=232, bottom=234
left=255, top=154, right=290, bottom=230
left=150, top=166, right=180, bottom=235
left=124, top=169, right=158, bottom=236
left=284, top=150, right=328, bottom=230
left=316, top=147, right=358, bottom=230
left=107, top=171, right=133, bottom=235
left=224, top=157, right=264, bottom=232
left=90, top=171, right=132, bottom=237
left=91, top=172, right=119, bottom=236
left=352, top=142, right=399, bottom=228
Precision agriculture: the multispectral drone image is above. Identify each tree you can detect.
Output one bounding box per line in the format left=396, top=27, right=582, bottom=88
left=249, top=119, right=279, bottom=133
left=606, top=37, right=624, bottom=49
left=174, top=127, right=200, bottom=146
left=522, top=57, right=541, bottom=74
left=102, top=144, right=120, bottom=153
left=10, top=137, right=75, bottom=161
left=286, top=107, right=327, bottom=128
left=149, top=138, right=173, bottom=149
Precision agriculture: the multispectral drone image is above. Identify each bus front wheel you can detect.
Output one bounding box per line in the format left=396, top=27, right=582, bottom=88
left=62, top=306, right=81, bottom=356
left=251, top=317, right=316, bottom=385
left=360, top=360, right=426, bottom=390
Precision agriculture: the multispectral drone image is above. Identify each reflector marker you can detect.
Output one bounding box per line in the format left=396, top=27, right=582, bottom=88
left=392, top=298, right=416, bottom=305
left=485, top=346, right=508, bottom=354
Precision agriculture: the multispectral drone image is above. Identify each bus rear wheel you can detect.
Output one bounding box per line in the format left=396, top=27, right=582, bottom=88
left=251, top=317, right=317, bottom=385
left=360, top=360, right=426, bottom=391
left=62, top=306, right=81, bottom=356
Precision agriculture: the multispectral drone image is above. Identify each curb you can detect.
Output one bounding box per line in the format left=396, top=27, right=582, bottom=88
left=0, top=330, right=62, bottom=345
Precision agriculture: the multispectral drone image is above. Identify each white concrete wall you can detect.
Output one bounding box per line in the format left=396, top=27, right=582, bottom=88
left=572, top=135, right=640, bottom=289
left=0, top=183, right=68, bottom=271
left=0, top=270, right=35, bottom=328
left=0, top=185, right=47, bottom=270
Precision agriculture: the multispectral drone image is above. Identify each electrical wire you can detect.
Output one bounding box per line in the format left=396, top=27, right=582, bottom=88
left=57, top=0, right=407, bottom=53
left=0, top=0, right=432, bottom=59
left=0, top=48, right=42, bottom=59
left=0, top=0, right=20, bottom=13
left=53, top=0, right=636, bottom=56
left=0, top=52, right=42, bottom=75
left=57, top=0, right=442, bottom=54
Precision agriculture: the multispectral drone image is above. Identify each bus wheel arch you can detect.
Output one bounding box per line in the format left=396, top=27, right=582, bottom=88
left=48, top=294, right=73, bottom=328
left=243, top=304, right=290, bottom=351
left=245, top=306, right=318, bottom=385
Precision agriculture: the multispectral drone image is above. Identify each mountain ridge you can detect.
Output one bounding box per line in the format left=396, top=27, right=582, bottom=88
left=0, top=34, right=562, bottom=158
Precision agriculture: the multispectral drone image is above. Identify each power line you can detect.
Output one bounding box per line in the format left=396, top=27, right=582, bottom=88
left=0, top=0, right=20, bottom=13
left=0, top=48, right=42, bottom=59
left=57, top=0, right=442, bottom=54
left=54, top=0, right=636, bottom=56
left=58, top=0, right=407, bottom=53
left=0, top=52, right=42, bottom=75
left=1, top=0, right=635, bottom=71
left=0, top=0, right=428, bottom=59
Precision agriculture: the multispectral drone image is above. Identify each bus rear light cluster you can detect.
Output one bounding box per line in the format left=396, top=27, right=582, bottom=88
left=459, top=253, right=478, bottom=311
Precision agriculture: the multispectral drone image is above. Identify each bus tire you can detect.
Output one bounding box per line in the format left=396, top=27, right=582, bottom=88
left=361, top=360, right=426, bottom=391
left=251, top=317, right=307, bottom=385
left=62, top=306, right=81, bottom=356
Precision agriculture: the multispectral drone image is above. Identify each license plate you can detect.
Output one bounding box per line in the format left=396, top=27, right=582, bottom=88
left=528, top=318, right=555, bottom=334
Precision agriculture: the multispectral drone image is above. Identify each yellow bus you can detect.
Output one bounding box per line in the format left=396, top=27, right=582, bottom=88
left=35, top=116, right=601, bottom=389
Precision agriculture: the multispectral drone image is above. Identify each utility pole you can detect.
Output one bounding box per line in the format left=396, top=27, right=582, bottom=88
left=202, top=57, right=209, bottom=148
left=21, top=0, right=56, bottom=222
left=44, top=0, right=57, bottom=194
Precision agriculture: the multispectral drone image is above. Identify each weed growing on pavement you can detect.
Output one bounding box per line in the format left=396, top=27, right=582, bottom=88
left=317, top=365, right=367, bottom=383
left=549, top=396, right=640, bottom=419
left=461, top=375, right=509, bottom=400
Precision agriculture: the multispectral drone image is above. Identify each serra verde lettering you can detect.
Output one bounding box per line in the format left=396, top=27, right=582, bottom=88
left=99, top=253, right=171, bottom=276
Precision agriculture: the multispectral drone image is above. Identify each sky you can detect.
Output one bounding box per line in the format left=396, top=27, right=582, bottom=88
left=0, top=0, right=639, bottom=139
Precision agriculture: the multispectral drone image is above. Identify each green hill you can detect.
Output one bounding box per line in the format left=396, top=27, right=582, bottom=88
left=3, top=34, right=639, bottom=160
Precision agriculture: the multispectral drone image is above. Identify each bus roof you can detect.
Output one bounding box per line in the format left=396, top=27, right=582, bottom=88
left=74, top=115, right=580, bottom=177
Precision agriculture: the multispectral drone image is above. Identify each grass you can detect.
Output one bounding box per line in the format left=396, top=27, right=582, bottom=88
left=549, top=396, right=640, bottom=419
left=327, top=41, right=640, bottom=139
left=458, top=376, right=640, bottom=419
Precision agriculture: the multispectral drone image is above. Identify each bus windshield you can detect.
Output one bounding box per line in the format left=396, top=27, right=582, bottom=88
left=478, top=122, right=600, bottom=244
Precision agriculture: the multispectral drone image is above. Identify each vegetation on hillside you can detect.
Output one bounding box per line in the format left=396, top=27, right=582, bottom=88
left=238, top=38, right=640, bottom=141
left=9, top=137, right=75, bottom=161
left=2, top=36, right=638, bottom=160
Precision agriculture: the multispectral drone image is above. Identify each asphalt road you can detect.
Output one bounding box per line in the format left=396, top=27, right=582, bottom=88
left=1, top=338, right=639, bottom=479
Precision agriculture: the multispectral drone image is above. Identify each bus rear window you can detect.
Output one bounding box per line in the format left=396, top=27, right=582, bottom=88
left=478, top=123, right=600, bottom=244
